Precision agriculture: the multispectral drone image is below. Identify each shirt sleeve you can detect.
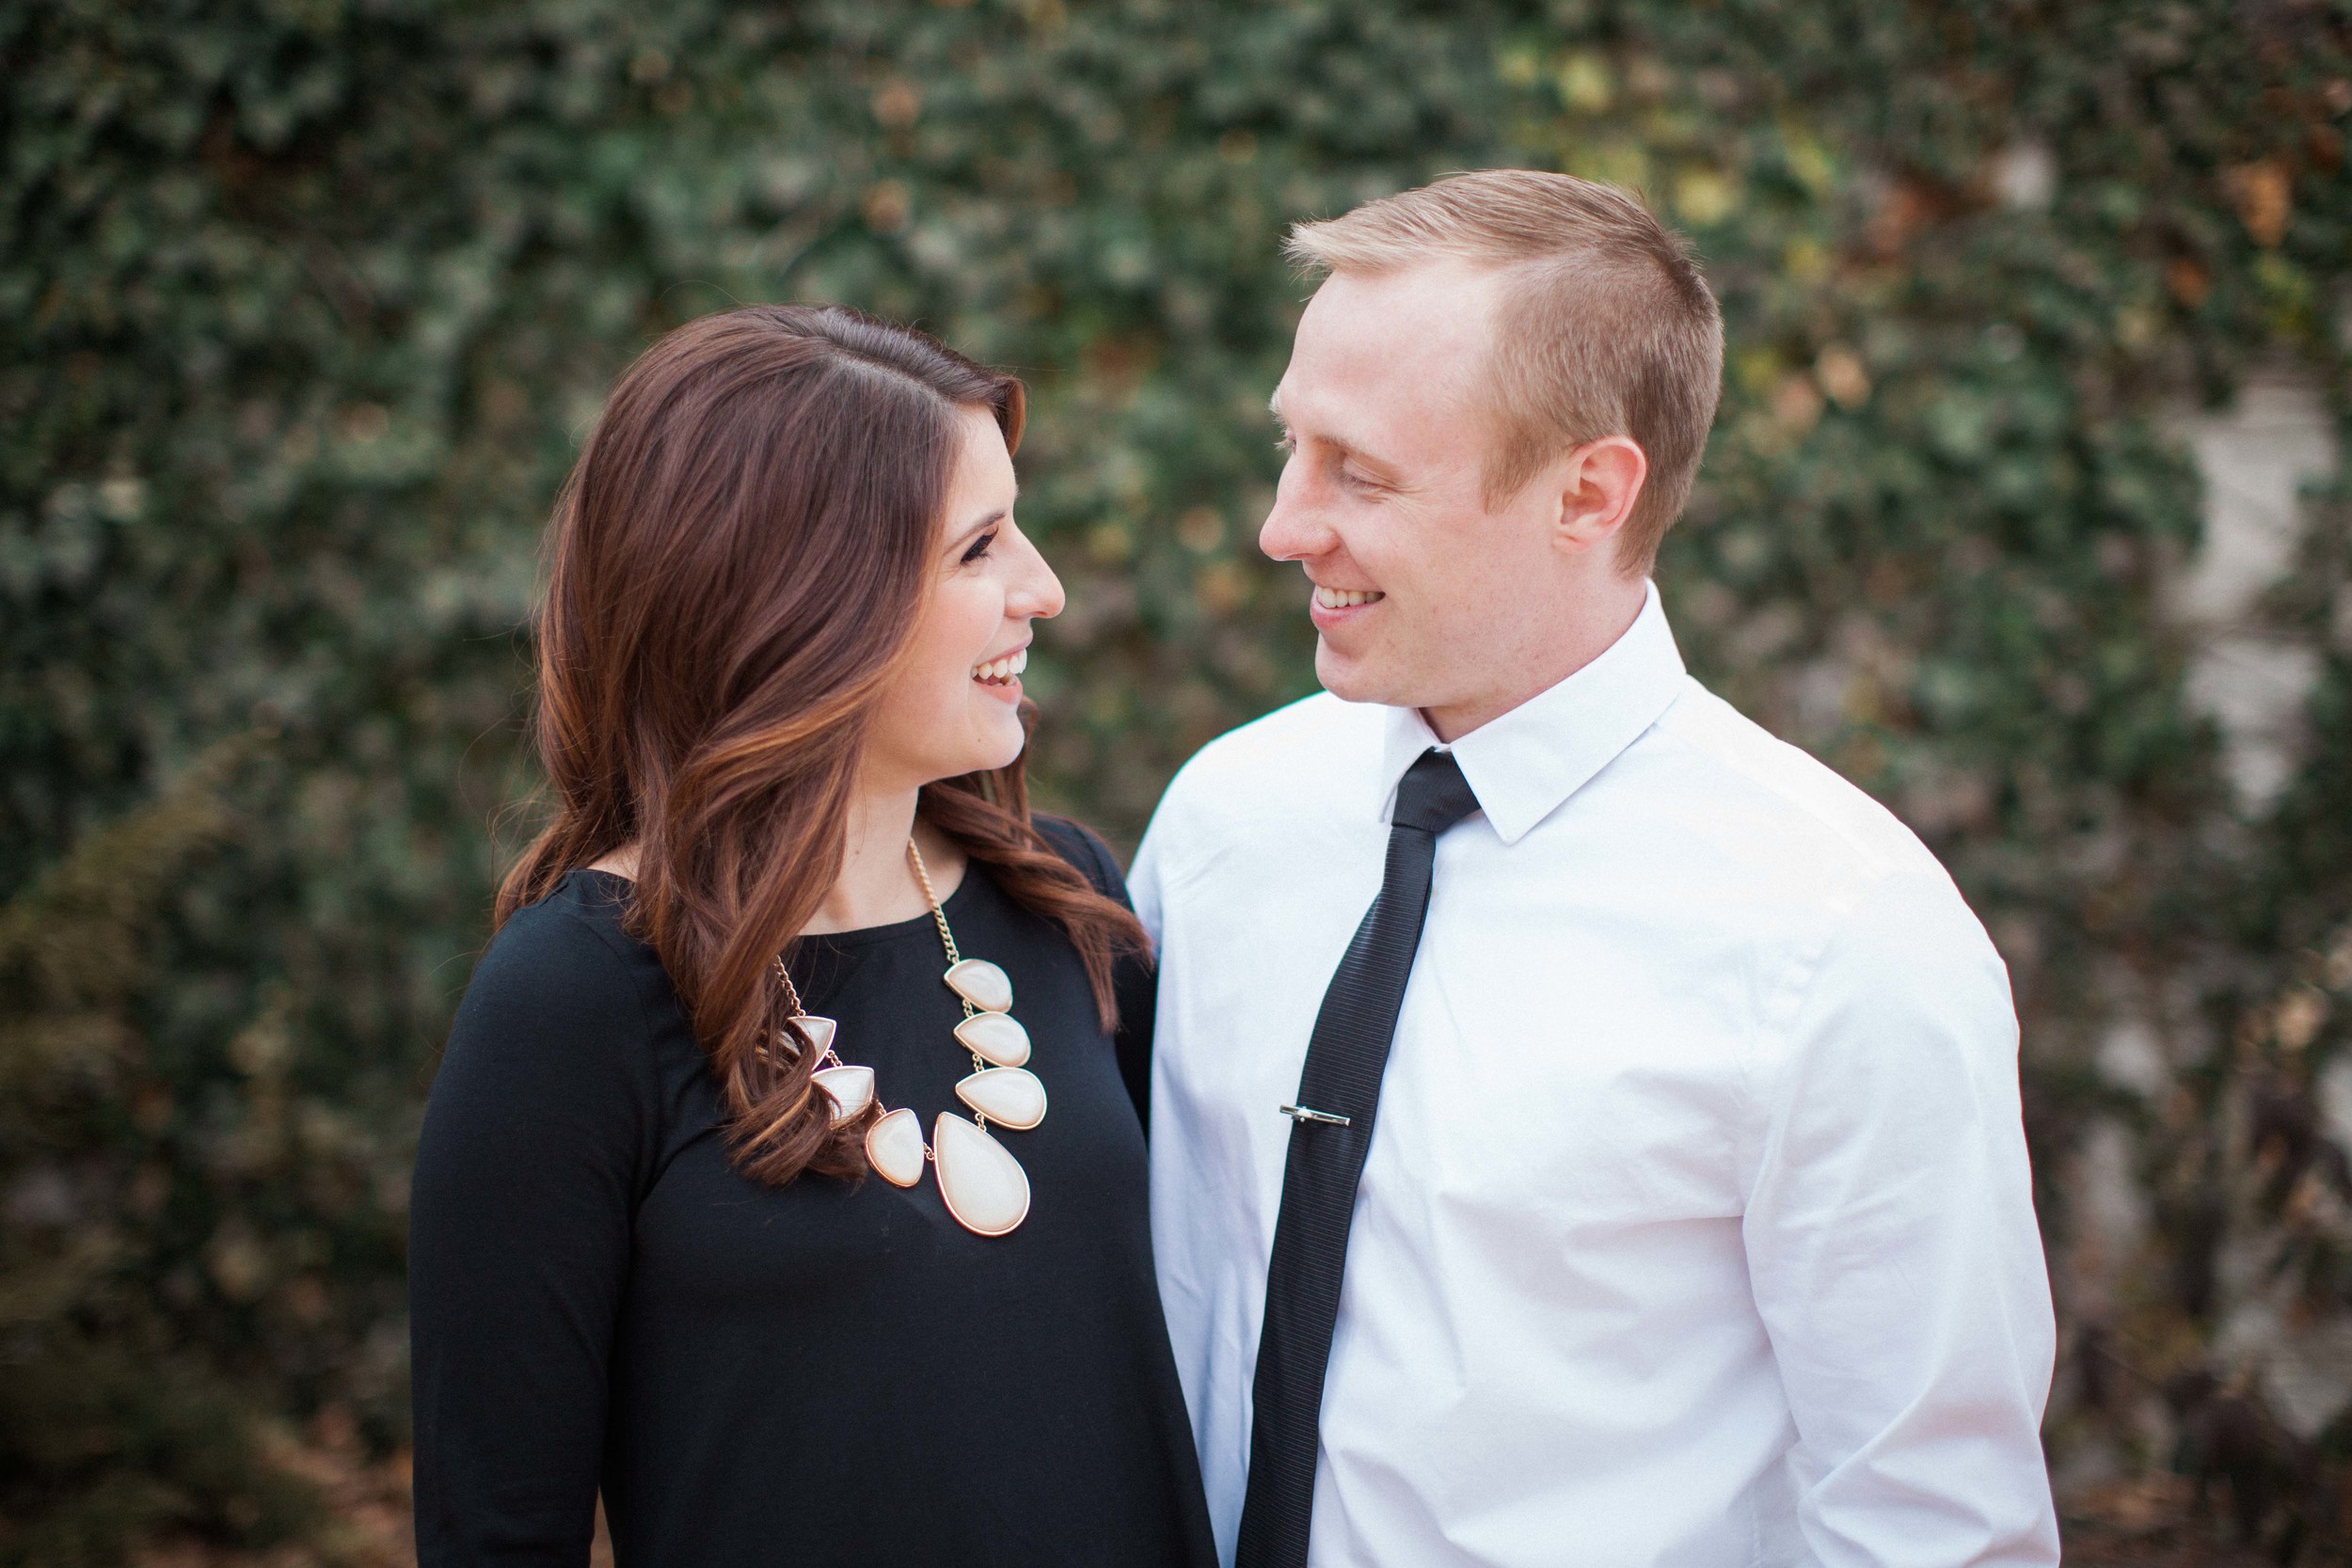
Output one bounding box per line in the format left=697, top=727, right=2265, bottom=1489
left=1740, top=867, right=2059, bottom=1567
left=1128, top=811, right=1167, bottom=948
left=408, top=906, right=659, bottom=1567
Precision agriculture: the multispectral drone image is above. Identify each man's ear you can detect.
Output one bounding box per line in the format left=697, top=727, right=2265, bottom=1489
left=1554, top=436, right=1648, bottom=556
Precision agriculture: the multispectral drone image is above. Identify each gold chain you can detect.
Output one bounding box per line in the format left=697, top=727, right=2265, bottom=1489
left=908, top=838, right=992, bottom=1100
left=906, top=839, right=963, bottom=974
left=770, top=957, right=842, bottom=1069
left=764, top=844, right=991, bottom=1122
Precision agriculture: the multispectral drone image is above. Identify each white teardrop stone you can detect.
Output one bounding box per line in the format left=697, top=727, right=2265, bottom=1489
left=865, top=1106, right=928, bottom=1188
left=944, top=958, right=1014, bottom=1014
left=956, top=1067, right=1047, bottom=1131
left=953, top=1011, right=1030, bottom=1068
left=790, top=1015, right=837, bottom=1057
left=931, top=1115, right=1030, bottom=1236
left=813, top=1065, right=873, bottom=1122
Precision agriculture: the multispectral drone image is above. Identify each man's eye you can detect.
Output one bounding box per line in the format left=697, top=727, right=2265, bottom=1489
left=1274, top=432, right=1296, bottom=454
left=961, top=529, right=998, bottom=564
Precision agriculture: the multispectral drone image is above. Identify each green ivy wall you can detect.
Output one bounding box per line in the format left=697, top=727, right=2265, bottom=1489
left=5, top=1, right=2350, bottom=1560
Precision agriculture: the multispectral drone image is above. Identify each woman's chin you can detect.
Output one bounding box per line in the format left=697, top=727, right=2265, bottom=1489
left=977, top=730, right=1029, bottom=774
left=940, top=705, right=1028, bottom=778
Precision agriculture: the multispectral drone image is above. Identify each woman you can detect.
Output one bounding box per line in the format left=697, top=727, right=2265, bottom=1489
left=408, top=306, right=1216, bottom=1565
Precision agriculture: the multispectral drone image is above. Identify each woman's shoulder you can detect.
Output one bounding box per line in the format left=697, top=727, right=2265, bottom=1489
left=1031, top=813, right=1128, bottom=905
left=441, top=872, right=670, bottom=1094
left=469, top=871, right=651, bottom=1001
left=416, top=873, right=670, bottom=1247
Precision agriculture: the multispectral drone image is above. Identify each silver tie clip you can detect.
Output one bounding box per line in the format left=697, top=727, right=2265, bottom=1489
left=1279, top=1103, right=1352, bottom=1127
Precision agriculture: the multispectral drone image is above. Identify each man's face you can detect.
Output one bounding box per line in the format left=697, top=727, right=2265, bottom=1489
left=1261, top=260, right=1570, bottom=733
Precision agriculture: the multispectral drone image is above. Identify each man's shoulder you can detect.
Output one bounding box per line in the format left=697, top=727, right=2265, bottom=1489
left=1161, top=689, right=1378, bottom=812
left=1649, top=680, right=1948, bottom=890
left=1646, top=684, right=2008, bottom=1019
left=1139, top=691, right=1380, bottom=880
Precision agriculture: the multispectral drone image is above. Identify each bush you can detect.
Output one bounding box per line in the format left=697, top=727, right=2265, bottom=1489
left=5, top=0, right=2349, bottom=1558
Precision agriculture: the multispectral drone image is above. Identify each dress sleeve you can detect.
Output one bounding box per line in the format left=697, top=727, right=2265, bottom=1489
left=1034, top=814, right=1158, bottom=1131
left=408, top=904, right=660, bottom=1567
left=1740, top=868, right=2059, bottom=1566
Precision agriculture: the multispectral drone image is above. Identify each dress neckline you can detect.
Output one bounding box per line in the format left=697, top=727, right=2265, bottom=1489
left=562, top=865, right=984, bottom=950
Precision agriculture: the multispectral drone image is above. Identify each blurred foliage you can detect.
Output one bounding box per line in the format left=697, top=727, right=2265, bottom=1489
left=3, top=0, right=2350, bottom=1560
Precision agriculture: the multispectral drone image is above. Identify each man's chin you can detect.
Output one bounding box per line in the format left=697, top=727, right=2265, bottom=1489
left=1313, top=642, right=1418, bottom=709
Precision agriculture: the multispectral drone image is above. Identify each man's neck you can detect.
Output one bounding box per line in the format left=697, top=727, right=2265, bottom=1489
left=1419, top=581, right=1647, bottom=743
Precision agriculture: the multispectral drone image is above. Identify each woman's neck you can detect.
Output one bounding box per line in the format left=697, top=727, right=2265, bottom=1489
left=582, top=778, right=968, bottom=936
left=801, top=778, right=968, bottom=936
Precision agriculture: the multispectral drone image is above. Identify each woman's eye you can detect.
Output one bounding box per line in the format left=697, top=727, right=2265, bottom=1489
left=961, top=529, right=998, bottom=565
left=1274, top=431, right=1296, bottom=454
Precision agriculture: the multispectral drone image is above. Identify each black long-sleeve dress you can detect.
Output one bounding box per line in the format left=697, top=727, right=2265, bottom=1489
left=407, top=818, right=1215, bottom=1567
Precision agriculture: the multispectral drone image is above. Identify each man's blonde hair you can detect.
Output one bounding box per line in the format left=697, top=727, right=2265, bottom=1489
left=1285, top=169, right=1724, bottom=576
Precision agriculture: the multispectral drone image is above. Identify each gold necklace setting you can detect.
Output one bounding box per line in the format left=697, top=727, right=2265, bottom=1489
left=781, top=840, right=1044, bottom=1238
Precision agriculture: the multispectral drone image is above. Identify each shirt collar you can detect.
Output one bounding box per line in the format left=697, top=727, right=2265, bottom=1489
left=1378, top=580, right=1688, bottom=846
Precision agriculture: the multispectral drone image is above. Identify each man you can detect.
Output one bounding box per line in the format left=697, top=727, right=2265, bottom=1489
left=1131, top=171, right=2058, bottom=1566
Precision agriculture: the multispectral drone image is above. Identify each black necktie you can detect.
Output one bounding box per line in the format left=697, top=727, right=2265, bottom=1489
left=1235, top=748, right=1482, bottom=1568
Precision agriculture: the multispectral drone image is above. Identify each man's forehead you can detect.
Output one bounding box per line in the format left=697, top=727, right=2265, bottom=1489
left=1277, top=261, right=1504, bottom=436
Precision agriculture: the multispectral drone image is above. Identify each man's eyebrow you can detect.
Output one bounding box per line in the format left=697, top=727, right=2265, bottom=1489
left=1266, top=388, right=1402, bottom=476
left=1288, top=420, right=1389, bottom=472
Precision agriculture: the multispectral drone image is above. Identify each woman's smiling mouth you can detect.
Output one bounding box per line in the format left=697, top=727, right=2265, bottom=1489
left=972, top=645, right=1028, bottom=696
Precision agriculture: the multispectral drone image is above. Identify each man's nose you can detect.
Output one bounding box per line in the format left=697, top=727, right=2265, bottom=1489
left=1259, top=467, right=1333, bottom=563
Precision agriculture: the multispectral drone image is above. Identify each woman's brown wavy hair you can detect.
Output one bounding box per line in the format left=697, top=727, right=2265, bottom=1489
left=496, top=304, right=1146, bottom=1186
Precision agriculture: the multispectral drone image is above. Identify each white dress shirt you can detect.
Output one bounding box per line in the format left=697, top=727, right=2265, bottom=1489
left=1132, top=584, right=2058, bottom=1568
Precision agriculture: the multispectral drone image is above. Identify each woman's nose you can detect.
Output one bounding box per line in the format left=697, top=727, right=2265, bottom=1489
left=1009, top=530, right=1065, bottom=621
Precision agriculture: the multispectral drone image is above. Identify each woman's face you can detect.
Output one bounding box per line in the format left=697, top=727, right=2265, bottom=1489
left=862, top=406, right=1064, bottom=794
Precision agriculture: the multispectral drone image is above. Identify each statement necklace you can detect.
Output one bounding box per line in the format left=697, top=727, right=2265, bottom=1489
left=783, top=839, right=1046, bottom=1237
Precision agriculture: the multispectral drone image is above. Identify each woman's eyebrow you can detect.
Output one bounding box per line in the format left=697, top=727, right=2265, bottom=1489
left=946, top=509, right=1009, bottom=549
